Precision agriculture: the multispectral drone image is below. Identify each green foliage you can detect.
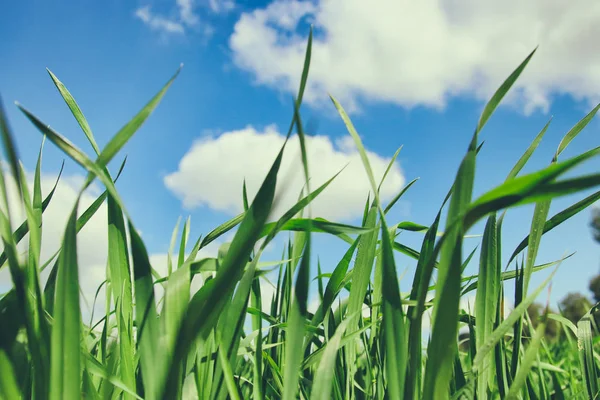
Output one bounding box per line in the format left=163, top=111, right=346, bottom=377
left=1, top=32, right=600, bottom=400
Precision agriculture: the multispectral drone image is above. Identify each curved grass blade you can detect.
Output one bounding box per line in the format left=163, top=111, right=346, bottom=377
left=507, top=189, right=600, bottom=267
left=46, top=69, right=100, bottom=154
left=384, top=177, right=418, bottom=215
left=505, top=118, right=551, bottom=181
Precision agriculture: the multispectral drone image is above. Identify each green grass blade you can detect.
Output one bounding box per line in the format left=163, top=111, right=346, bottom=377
left=554, top=103, right=600, bottom=161
left=473, top=265, right=559, bottom=371
left=0, top=348, right=21, bottom=399
left=96, top=65, right=182, bottom=168
left=505, top=118, right=551, bottom=182
left=578, top=309, right=600, bottom=399
left=106, top=194, right=136, bottom=397
left=46, top=68, right=100, bottom=154
left=384, top=178, right=418, bottom=215
left=129, top=220, right=160, bottom=399
left=162, top=136, right=287, bottom=397
left=506, top=320, right=546, bottom=400
left=0, top=96, right=23, bottom=202
left=377, top=145, right=402, bottom=193
left=476, top=47, right=537, bottom=133
left=49, top=200, right=82, bottom=400
left=178, top=216, right=190, bottom=268
left=507, top=189, right=600, bottom=267
left=311, top=317, right=352, bottom=400
left=475, top=213, right=500, bottom=400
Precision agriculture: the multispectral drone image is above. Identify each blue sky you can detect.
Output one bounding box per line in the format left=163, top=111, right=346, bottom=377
left=1, top=0, right=600, bottom=315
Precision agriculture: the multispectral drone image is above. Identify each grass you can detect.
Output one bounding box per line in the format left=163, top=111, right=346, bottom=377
left=1, top=30, right=600, bottom=399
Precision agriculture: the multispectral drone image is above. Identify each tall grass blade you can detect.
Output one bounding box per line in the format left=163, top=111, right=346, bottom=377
left=49, top=200, right=82, bottom=400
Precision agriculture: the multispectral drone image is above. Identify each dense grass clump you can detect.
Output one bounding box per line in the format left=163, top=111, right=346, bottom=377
left=2, top=31, right=600, bottom=400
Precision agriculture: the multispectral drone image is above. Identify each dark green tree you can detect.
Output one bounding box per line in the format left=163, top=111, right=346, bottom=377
left=526, top=303, right=560, bottom=341
left=590, top=274, right=600, bottom=303
left=559, top=292, right=592, bottom=324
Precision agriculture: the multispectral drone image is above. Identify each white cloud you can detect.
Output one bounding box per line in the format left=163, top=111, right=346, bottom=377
left=208, top=0, right=235, bottom=14
left=134, top=6, right=185, bottom=34
left=229, top=0, right=600, bottom=115
left=164, top=125, right=405, bottom=221
left=135, top=0, right=205, bottom=36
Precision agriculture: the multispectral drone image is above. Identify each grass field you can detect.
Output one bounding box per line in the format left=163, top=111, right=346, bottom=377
left=1, top=31, right=600, bottom=399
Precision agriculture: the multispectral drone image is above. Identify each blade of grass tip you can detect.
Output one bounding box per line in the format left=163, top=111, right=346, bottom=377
left=95, top=65, right=182, bottom=169
left=178, top=216, right=190, bottom=268
left=15, top=104, right=137, bottom=231
left=19, top=67, right=178, bottom=198
left=167, top=216, right=182, bottom=277
left=554, top=103, right=600, bottom=162
left=243, top=178, right=250, bottom=212
left=200, top=212, right=245, bottom=249
left=377, top=145, right=403, bottom=194
left=49, top=199, right=82, bottom=400
left=317, top=259, right=324, bottom=301
left=384, top=178, right=418, bottom=215
left=505, top=118, right=552, bottom=182
left=330, top=93, right=408, bottom=399
left=476, top=47, right=537, bottom=133
left=46, top=68, right=101, bottom=154
left=129, top=221, right=160, bottom=400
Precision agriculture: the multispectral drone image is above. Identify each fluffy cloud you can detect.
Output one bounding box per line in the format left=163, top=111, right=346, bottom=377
left=229, top=0, right=600, bottom=115
left=134, top=0, right=205, bottom=36
left=164, top=125, right=405, bottom=221
left=208, top=0, right=235, bottom=14
left=135, top=0, right=236, bottom=36
left=134, top=6, right=186, bottom=34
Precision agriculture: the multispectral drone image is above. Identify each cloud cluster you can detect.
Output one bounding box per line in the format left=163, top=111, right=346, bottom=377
left=229, top=0, right=600, bottom=114
left=135, top=0, right=235, bottom=36
left=164, top=125, right=405, bottom=221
